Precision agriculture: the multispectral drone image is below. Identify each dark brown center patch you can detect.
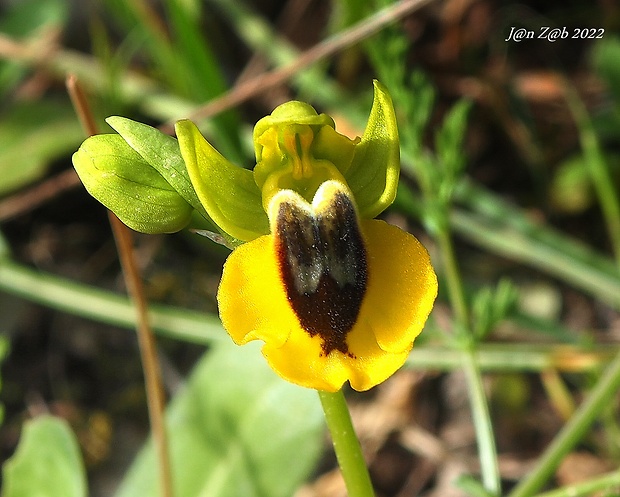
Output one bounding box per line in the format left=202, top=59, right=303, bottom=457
left=274, top=190, right=368, bottom=356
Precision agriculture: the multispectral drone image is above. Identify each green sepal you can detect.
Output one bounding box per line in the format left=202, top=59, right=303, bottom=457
left=345, top=80, right=400, bottom=219
left=106, top=117, right=208, bottom=217
left=176, top=119, right=269, bottom=242
left=72, top=134, right=193, bottom=234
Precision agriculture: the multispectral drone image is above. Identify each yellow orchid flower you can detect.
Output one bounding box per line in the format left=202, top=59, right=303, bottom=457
left=218, top=179, right=437, bottom=392
left=72, top=81, right=438, bottom=392
left=184, top=81, right=437, bottom=392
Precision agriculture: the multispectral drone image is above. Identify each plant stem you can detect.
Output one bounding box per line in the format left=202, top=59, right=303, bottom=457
left=533, top=469, right=620, bottom=497
left=508, top=350, right=620, bottom=497
left=318, top=390, right=375, bottom=497
left=109, top=214, right=174, bottom=497
left=67, top=75, right=172, bottom=497
left=436, top=229, right=470, bottom=327
left=462, top=347, right=501, bottom=496
left=563, top=80, right=620, bottom=268
left=436, top=225, right=500, bottom=495
left=3, top=256, right=619, bottom=374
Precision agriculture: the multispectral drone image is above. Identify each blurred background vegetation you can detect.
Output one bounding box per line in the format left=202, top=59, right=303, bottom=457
left=2, top=0, right=620, bottom=496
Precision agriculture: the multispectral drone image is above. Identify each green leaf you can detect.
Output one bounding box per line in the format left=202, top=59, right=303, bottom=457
left=435, top=99, right=471, bottom=179
left=176, top=119, right=269, bottom=241
left=0, top=101, right=84, bottom=196
left=0, top=0, right=66, bottom=37
left=471, top=279, right=519, bottom=340
left=115, top=341, right=324, bottom=497
left=549, top=153, right=596, bottom=213
left=347, top=80, right=400, bottom=219
left=0, top=0, right=68, bottom=98
left=72, top=134, right=193, bottom=233
left=592, top=36, right=620, bottom=105
left=2, top=415, right=87, bottom=497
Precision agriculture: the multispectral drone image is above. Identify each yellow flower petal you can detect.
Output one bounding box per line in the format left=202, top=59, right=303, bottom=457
left=360, top=219, right=437, bottom=354
left=217, top=198, right=438, bottom=391
left=217, top=234, right=293, bottom=349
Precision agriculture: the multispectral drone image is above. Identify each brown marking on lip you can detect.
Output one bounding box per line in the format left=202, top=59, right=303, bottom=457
left=274, top=189, right=367, bottom=356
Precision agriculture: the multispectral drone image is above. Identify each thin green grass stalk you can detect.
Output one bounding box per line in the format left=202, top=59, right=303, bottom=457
left=456, top=474, right=499, bottom=497
left=68, top=75, right=172, bottom=497
left=448, top=179, right=620, bottom=310
left=601, top=404, right=620, bottom=460
left=0, top=32, right=239, bottom=144
left=508, top=351, right=620, bottom=497
left=0, top=258, right=226, bottom=344
left=164, top=0, right=230, bottom=101
left=121, top=0, right=183, bottom=92
left=198, top=0, right=431, bottom=118
left=533, top=469, right=620, bottom=497
left=563, top=80, right=620, bottom=268
left=206, top=0, right=345, bottom=108
left=318, top=390, right=375, bottom=497
left=3, top=256, right=620, bottom=372
left=436, top=229, right=501, bottom=496
left=162, top=0, right=242, bottom=162
left=408, top=345, right=616, bottom=373
left=399, top=163, right=620, bottom=310
left=109, top=214, right=173, bottom=497
left=461, top=349, right=501, bottom=495
left=436, top=229, right=469, bottom=328
left=450, top=208, right=620, bottom=310
left=105, top=0, right=242, bottom=160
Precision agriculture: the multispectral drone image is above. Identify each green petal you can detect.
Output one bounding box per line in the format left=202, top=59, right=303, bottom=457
left=175, top=119, right=269, bottom=241
left=72, top=134, right=193, bottom=233
left=253, top=101, right=335, bottom=163
left=346, top=80, right=400, bottom=219
left=311, top=125, right=358, bottom=176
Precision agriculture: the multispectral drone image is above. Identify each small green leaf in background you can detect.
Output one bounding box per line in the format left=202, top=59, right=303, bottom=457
left=0, top=101, right=84, bottom=197
left=0, top=0, right=68, bottom=98
left=471, top=279, right=519, bottom=340
left=115, top=341, right=324, bottom=497
left=1, top=415, right=87, bottom=497
left=591, top=36, right=620, bottom=105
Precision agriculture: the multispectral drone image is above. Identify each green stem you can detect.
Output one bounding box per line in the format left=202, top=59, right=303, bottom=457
left=318, top=390, right=375, bottom=497
left=3, top=257, right=619, bottom=375
left=436, top=228, right=470, bottom=327
left=0, top=258, right=225, bottom=344
left=533, top=469, right=620, bottom=497
left=398, top=179, right=620, bottom=311
left=462, top=347, right=501, bottom=496
left=508, top=351, right=620, bottom=497
left=564, top=81, right=620, bottom=268
left=436, top=222, right=500, bottom=495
